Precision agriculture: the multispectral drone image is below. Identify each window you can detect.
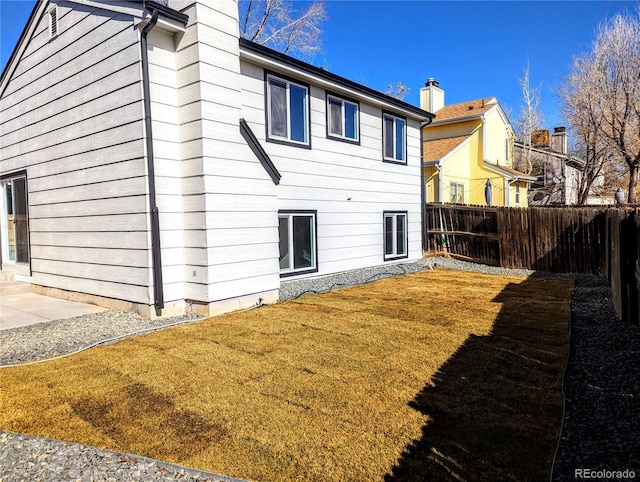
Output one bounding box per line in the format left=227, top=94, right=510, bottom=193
left=450, top=182, right=464, bottom=204
left=383, top=113, right=406, bottom=163
left=278, top=211, right=317, bottom=276
left=266, top=73, right=309, bottom=147
left=384, top=211, right=408, bottom=260
left=327, top=94, right=359, bottom=143
left=49, top=6, right=58, bottom=38
left=515, top=184, right=521, bottom=205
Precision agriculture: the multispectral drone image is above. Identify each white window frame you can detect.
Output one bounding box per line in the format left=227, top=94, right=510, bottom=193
left=266, top=73, right=310, bottom=147
left=49, top=6, right=59, bottom=39
left=515, top=183, right=521, bottom=205
left=278, top=211, right=317, bottom=277
left=450, top=182, right=464, bottom=204
left=384, top=211, right=408, bottom=261
left=382, top=112, right=407, bottom=164
left=327, top=94, right=359, bottom=143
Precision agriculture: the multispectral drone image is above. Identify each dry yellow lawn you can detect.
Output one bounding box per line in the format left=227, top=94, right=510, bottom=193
left=0, top=269, right=573, bottom=481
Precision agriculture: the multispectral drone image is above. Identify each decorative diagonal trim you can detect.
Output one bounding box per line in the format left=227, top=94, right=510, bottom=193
left=240, top=118, right=281, bottom=185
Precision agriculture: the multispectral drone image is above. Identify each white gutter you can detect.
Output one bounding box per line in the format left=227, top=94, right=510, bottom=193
left=438, top=162, right=445, bottom=203
left=481, top=114, right=487, bottom=162
left=504, top=177, right=510, bottom=207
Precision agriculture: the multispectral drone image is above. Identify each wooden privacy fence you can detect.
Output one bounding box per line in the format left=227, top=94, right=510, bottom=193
left=424, top=204, right=639, bottom=323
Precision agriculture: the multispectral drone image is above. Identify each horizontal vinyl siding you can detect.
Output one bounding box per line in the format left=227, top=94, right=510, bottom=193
left=148, top=27, right=185, bottom=302
left=0, top=3, right=151, bottom=304
left=240, top=60, right=423, bottom=277
left=176, top=2, right=279, bottom=304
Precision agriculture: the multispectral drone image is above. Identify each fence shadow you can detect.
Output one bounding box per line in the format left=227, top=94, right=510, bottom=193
left=385, top=274, right=571, bottom=482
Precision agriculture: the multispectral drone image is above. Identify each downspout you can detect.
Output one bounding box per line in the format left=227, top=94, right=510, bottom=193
left=504, top=177, right=510, bottom=207
left=140, top=10, right=164, bottom=313
left=438, top=162, right=444, bottom=203
left=420, top=121, right=427, bottom=251
left=420, top=116, right=435, bottom=251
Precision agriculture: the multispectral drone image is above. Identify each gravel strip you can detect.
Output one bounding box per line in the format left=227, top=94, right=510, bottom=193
left=278, top=256, right=568, bottom=300
left=0, top=256, right=637, bottom=480
left=0, top=432, right=245, bottom=482
left=552, top=276, right=640, bottom=480
left=0, top=311, right=202, bottom=367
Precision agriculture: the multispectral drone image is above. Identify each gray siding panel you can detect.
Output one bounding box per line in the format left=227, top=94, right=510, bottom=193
left=0, top=3, right=151, bottom=305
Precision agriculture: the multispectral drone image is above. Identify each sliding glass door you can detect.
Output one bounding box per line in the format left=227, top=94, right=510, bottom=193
left=1, top=175, right=29, bottom=265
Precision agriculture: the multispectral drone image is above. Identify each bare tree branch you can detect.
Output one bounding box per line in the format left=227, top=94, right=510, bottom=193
left=514, top=61, right=544, bottom=175
left=558, top=9, right=640, bottom=203
left=239, top=0, right=327, bottom=60
left=384, top=82, right=411, bottom=101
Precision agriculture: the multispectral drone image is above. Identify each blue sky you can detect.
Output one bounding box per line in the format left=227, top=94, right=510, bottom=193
left=1, top=0, right=637, bottom=128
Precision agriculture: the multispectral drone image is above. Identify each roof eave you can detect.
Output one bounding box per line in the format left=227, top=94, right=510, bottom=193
left=482, top=162, right=536, bottom=183
left=239, top=38, right=434, bottom=122
left=0, top=0, right=44, bottom=96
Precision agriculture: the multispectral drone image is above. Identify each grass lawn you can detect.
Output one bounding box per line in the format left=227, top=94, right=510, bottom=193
left=0, top=269, right=572, bottom=481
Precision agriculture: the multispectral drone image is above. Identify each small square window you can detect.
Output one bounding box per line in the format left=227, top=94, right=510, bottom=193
left=266, top=73, right=309, bottom=147
left=279, top=211, right=317, bottom=276
left=383, top=113, right=406, bottom=163
left=327, top=94, right=359, bottom=143
left=384, top=211, right=408, bottom=260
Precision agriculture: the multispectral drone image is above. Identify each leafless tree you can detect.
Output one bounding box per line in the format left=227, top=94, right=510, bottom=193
left=558, top=55, right=612, bottom=204
left=559, top=9, right=640, bottom=203
left=384, top=82, right=411, bottom=101
left=239, top=0, right=327, bottom=59
left=514, top=62, right=544, bottom=175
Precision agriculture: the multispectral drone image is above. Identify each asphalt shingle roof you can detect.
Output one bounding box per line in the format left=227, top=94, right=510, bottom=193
left=423, top=135, right=469, bottom=162
left=432, top=97, right=497, bottom=122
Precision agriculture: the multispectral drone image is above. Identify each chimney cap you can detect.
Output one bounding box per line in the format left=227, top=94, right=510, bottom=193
left=553, top=126, right=566, bottom=133
left=425, top=78, right=439, bottom=87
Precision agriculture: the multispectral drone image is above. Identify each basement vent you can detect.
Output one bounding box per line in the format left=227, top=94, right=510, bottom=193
left=49, top=7, right=58, bottom=38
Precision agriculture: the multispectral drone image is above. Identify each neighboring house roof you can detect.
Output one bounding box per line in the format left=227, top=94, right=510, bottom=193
left=423, top=135, right=469, bottom=163
left=431, top=97, right=497, bottom=123
left=513, top=141, right=586, bottom=171
left=483, top=162, right=537, bottom=183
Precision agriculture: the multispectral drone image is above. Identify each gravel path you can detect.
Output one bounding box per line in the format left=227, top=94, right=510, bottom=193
left=552, top=276, right=640, bottom=480
left=1, top=257, right=637, bottom=481
left=0, top=312, right=203, bottom=367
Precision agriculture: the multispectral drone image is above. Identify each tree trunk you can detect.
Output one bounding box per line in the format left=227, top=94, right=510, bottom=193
left=628, top=164, right=638, bottom=204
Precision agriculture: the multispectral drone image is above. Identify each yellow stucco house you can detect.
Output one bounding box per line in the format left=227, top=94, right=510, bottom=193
left=421, top=79, right=535, bottom=207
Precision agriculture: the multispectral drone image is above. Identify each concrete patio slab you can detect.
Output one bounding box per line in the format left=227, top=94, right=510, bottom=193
left=0, top=287, right=108, bottom=330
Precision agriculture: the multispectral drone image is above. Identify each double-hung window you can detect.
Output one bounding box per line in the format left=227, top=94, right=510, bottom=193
left=384, top=211, right=408, bottom=260
left=278, top=211, right=317, bottom=276
left=327, top=94, right=359, bottom=143
left=450, top=182, right=464, bottom=204
left=383, top=113, right=406, bottom=163
left=515, top=184, right=521, bottom=205
left=266, top=73, right=310, bottom=147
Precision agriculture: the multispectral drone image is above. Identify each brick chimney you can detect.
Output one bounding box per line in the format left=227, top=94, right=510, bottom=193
left=420, top=78, right=444, bottom=113
left=551, top=126, right=568, bottom=154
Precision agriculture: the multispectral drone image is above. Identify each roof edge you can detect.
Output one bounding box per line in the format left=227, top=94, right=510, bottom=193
left=482, top=161, right=537, bottom=182
left=239, top=38, right=434, bottom=121
left=0, top=0, right=43, bottom=95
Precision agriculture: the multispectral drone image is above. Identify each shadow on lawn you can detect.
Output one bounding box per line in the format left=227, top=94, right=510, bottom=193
left=385, top=275, right=569, bottom=482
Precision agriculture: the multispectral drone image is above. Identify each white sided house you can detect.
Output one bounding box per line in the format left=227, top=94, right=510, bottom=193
left=0, top=0, right=434, bottom=317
